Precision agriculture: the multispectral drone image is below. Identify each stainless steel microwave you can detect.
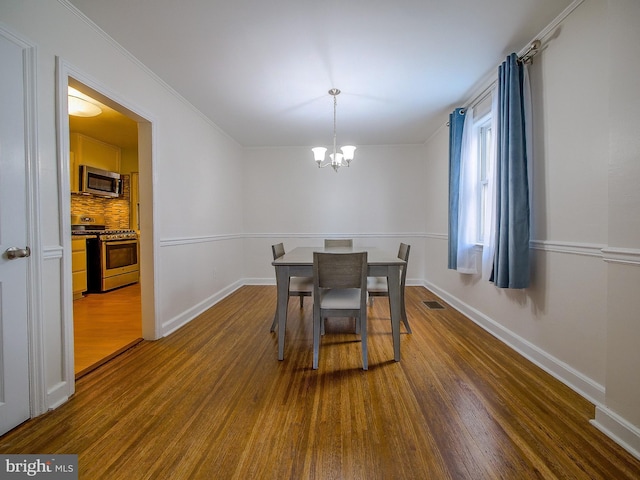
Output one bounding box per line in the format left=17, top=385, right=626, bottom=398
left=79, top=165, right=121, bottom=197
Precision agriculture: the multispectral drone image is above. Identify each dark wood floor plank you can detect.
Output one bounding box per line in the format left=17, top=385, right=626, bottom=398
left=2, top=285, right=639, bottom=479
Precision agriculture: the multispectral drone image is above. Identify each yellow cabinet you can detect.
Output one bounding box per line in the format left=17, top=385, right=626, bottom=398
left=70, top=133, right=121, bottom=192
left=72, top=237, right=88, bottom=300
left=69, top=151, right=79, bottom=192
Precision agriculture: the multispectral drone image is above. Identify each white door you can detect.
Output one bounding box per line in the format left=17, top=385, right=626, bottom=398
left=0, top=29, right=32, bottom=435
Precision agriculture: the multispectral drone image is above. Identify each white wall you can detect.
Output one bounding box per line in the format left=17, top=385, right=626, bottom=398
left=241, top=145, right=427, bottom=283
left=596, top=0, right=640, bottom=456
left=422, top=0, right=640, bottom=458
left=0, top=1, right=245, bottom=409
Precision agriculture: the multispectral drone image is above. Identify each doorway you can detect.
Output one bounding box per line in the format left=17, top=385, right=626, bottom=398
left=64, top=74, right=155, bottom=377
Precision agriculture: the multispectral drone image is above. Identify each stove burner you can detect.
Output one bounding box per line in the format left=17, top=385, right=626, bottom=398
left=71, top=215, right=136, bottom=239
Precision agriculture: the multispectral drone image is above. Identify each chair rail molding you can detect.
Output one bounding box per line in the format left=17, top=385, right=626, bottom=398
left=601, top=247, right=640, bottom=266
left=160, top=233, right=243, bottom=247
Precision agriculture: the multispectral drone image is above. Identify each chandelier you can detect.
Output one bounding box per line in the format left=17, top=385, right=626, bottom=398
left=312, top=88, right=356, bottom=172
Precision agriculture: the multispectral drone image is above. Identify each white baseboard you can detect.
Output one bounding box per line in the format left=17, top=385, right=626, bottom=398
left=422, top=280, right=640, bottom=460
left=46, top=381, right=71, bottom=411
left=161, top=280, right=243, bottom=337
left=423, top=281, right=606, bottom=406
left=592, top=406, right=640, bottom=461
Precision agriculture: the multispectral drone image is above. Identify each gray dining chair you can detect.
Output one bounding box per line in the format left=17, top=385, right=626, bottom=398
left=270, top=243, right=313, bottom=332
left=312, top=251, right=368, bottom=370
left=324, top=239, right=353, bottom=247
left=367, top=243, right=412, bottom=334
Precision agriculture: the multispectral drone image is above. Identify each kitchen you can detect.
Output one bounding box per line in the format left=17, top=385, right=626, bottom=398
left=68, top=84, right=142, bottom=377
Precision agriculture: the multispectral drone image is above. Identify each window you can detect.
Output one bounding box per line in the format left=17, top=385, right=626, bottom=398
left=475, top=114, right=492, bottom=244
left=449, top=103, right=495, bottom=274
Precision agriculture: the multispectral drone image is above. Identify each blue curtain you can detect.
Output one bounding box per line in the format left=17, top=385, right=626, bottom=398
left=448, top=108, right=466, bottom=270
left=492, top=53, right=530, bottom=288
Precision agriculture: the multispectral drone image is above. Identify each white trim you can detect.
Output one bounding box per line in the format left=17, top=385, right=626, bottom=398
left=160, top=233, right=243, bottom=247
left=601, top=247, right=640, bottom=266
left=460, top=0, right=586, bottom=119
left=421, top=233, right=448, bottom=241
left=160, top=232, right=427, bottom=247
left=46, top=382, right=71, bottom=411
left=22, top=34, right=47, bottom=419
left=243, top=232, right=428, bottom=241
left=42, top=246, right=64, bottom=260
left=530, top=240, right=605, bottom=257
left=422, top=280, right=606, bottom=406
left=55, top=59, right=78, bottom=403
left=530, top=0, right=586, bottom=48
left=161, top=280, right=243, bottom=336
left=592, top=406, right=640, bottom=461
left=430, top=234, right=640, bottom=265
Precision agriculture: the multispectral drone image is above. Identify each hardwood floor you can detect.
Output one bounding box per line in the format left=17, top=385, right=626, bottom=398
left=2, top=285, right=639, bottom=479
left=73, top=283, right=142, bottom=377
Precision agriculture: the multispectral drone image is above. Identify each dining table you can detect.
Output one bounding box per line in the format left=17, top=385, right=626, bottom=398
left=272, top=246, right=406, bottom=363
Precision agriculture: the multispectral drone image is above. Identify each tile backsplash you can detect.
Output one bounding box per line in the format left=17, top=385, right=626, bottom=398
left=71, top=174, right=131, bottom=229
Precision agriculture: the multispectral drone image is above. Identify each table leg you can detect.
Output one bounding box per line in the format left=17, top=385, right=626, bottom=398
left=276, top=265, right=290, bottom=360
left=386, top=264, right=401, bottom=362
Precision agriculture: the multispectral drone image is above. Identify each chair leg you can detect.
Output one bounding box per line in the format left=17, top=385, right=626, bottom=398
left=401, top=314, right=412, bottom=334
left=401, top=292, right=412, bottom=334
left=313, top=309, right=321, bottom=369
left=270, top=307, right=278, bottom=332
left=368, top=296, right=374, bottom=307
left=299, top=294, right=304, bottom=309
left=361, top=314, right=368, bottom=370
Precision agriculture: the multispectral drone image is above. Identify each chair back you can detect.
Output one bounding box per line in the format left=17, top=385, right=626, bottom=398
left=272, top=242, right=285, bottom=261
left=398, top=243, right=410, bottom=287
left=324, top=239, right=353, bottom=248
left=314, top=252, right=367, bottom=290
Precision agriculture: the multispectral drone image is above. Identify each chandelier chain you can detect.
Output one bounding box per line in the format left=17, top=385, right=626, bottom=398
left=333, top=93, right=338, bottom=162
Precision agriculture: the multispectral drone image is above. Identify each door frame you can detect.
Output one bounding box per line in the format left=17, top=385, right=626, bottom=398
left=55, top=58, right=159, bottom=392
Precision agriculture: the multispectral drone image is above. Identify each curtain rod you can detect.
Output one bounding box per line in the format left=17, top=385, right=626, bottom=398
left=445, top=38, right=542, bottom=126
left=519, top=40, right=542, bottom=64
left=445, top=0, right=586, bottom=127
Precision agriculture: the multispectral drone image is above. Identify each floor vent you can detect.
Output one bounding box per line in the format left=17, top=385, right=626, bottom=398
left=423, top=301, right=445, bottom=310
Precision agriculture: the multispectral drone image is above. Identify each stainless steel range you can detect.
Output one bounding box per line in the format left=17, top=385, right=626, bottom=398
left=71, top=214, right=139, bottom=293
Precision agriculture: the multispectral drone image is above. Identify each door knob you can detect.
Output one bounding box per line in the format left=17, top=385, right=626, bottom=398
left=5, top=246, right=31, bottom=260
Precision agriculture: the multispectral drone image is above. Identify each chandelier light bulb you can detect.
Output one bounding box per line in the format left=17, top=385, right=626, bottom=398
left=341, top=145, right=356, bottom=162
left=312, top=147, right=327, bottom=164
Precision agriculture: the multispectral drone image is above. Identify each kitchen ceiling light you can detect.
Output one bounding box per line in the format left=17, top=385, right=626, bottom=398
left=312, top=88, right=356, bottom=172
left=68, top=95, right=102, bottom=117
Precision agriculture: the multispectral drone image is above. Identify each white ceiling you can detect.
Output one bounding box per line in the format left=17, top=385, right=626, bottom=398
left=68, top=0, right=573, bottom=148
